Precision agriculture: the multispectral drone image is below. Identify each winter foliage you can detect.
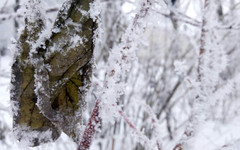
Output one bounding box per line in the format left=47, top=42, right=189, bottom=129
left=0, top=0, right=240, bottom=150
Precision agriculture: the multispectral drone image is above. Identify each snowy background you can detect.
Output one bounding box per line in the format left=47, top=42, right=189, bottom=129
left=1, top=0, right=240, bottom=150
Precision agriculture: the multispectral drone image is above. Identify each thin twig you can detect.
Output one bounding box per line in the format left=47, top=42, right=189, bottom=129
left=115, top=104, right=155, bottom=150
left=0, top=7, right=59, bottom=23
left=78, top=0, right=153, bottom=149
left=0, top=0, right=9, bottom=13
left=173, top=0, right=209, bottom=149
left=78, top=100, right=101, bottom=150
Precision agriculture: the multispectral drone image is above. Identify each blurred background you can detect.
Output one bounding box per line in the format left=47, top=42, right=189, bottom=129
left=1, top=0, right=240, bottom=150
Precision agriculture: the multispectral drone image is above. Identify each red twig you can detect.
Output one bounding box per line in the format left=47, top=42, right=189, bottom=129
left=173, top=1, right=209, bottom=150
left=77, top=0, right=153, bottom=149
left=78, top=100, right=101, bottom=150
left=132, top=0, right=152, bottom=28
left=197, top=0, right=209, bottom=81
left=117, top=108, right=138, bottom=132
left=115, top=104, right=156, bottom=150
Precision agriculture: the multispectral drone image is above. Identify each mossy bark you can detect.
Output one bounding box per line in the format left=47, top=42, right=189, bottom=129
left=11, top=0, right=94, bottom=146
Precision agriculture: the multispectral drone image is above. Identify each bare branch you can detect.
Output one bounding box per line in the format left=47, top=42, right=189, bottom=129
left=78, top=100, right=101, bottom=150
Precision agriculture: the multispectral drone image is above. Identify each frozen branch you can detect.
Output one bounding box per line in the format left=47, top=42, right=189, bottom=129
left=0, top=0, right=8, bottom=13
left=173, top=0, right=210, bottom=149
left=153, top=10, right=201, bottom=27
left=83, top=0, right=154, bottom=149
left=115, top=104, right=156, bottom=150
left=197, top=0, right=209, bottom=81
left=78, top=100, right=101, bottom=150
left=0, top=7, right=59, bottom=23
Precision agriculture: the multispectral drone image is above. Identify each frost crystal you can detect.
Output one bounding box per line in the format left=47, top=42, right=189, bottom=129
left=13, top=125, right=53, bottom=147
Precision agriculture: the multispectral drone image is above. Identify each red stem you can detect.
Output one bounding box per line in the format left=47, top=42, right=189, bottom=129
left=78, top=100, right=101, bottom=150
